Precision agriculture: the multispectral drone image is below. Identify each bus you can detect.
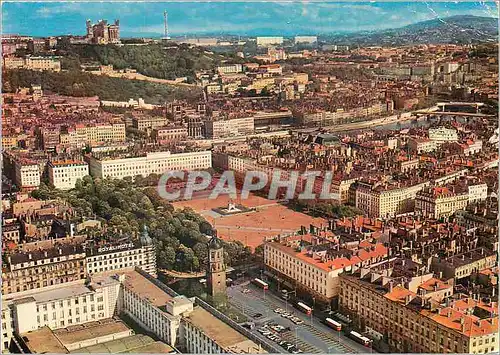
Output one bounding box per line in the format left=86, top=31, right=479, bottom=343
left=253, top=278, right=269, bottom=290
left=296, top=302, right=312, bottom=315
left=325, top=318, right=342, bottom=331
left=348, top=331, right=371, bottom=347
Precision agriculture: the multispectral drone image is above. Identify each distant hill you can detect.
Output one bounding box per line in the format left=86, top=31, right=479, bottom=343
left=324, top=15, right=498, bottom=46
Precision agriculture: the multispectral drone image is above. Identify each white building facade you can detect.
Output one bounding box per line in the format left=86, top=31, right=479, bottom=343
left=48, top=160, right=89, bottom=190
left=88, top=151, right=212, bottom=179
left=14, top=162, right=40, bottom=189
left=86, top=241, right=156, bottom=277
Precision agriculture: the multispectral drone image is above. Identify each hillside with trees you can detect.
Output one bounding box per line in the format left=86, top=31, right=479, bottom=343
left=3, top=69, right=203, bottom=104
left=57, top=43, right=224, bottom=82
left=31, top=176, right=252, bottom=273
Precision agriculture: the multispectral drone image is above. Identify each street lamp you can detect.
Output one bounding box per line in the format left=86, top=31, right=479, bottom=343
left=295, top=326, right=298, bottom=348
left=285, top=289, right=297, bottom=313
left=311, top=297, right=315, bottom=325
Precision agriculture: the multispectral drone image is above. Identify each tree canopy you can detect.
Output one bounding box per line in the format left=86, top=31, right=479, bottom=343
left=31, top=176, right=252, bottom=272
left=3, top=69, right=203, bottom=104
left=56, top=43, right=224, bottom=81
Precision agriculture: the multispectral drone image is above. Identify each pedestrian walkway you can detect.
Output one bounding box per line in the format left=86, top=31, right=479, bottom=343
left=280, top=332, right=322, bottom=353
left=302, top=323, right=357, bottom=353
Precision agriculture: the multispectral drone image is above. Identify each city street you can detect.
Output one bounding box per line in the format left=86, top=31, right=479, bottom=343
left=227, top=281, right=372, bottom=354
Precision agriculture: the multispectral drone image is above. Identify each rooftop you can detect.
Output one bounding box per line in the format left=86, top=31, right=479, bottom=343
left=185, top=306, right=260, bottom=352
left=54, top=319, right=130, bottom=346
left=9, top=244, right=85, bottom=265
left=4, top=274, right=119, bottom=304
left=123, top=270, right=173, bottom=308
left=384, top=286, right=417, bottom=303
left=21, top=326, right=68, bottom=354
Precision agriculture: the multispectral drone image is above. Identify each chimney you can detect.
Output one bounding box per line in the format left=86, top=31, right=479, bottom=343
left=405, top=294, right=412, bottom=304
left=28, top=253, right=32, bottom=260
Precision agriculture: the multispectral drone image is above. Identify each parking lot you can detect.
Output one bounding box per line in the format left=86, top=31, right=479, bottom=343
left=227, top=281, right=371, bottom=354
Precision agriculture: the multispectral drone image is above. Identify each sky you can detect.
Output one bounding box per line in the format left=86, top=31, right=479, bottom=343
left=2, top=1, right=498, bottom=37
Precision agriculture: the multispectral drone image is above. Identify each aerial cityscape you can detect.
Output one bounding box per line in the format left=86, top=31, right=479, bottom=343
left=1, top=1, right=499, bottom=354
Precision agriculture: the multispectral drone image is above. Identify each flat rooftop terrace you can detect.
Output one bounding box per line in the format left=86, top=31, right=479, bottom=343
left=184, top=306, right=248, bottom=349
left=21, top=326, right=68, bottom=354
left=70, top=334, right=174, bottom=353
left=123, top=270, right=173, bottom=308
left=54, top=318, right=130, bottom=345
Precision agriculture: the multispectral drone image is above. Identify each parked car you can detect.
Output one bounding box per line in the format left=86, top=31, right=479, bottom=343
left=253, top=313, right=263, bottom=319
left=274, top=308, right=285, bottom=313
left=242, top=322, right=255, bottom=329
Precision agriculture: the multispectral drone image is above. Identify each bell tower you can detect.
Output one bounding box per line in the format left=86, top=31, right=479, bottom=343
left=206, top=230, right=227, bottom=302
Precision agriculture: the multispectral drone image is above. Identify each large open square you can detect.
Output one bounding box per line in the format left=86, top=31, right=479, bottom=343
left=172, top=193, right=327, bottom=250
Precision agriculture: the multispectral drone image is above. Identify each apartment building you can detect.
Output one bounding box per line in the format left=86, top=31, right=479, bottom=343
left=14, top=160, right=41, bottom=189
left=339, top=270, right=498, bottom=354
left=428, top=127, right=459, bottom=143
left=468, top=183, right=488, bottom=203
left=431, top=248, right=497, bottom=280
left=2, top=223, right=21, bottom=244
left=87, top=150, right=212, bottom=179
left=264, top=235, right=388, bottom=304
left=47, top=160, right=89, bottom=190
left=217, top=64, right=243, bottom=74
left=408, top=137, right=438, bottom=153
left=294, top=36, right=317, bottom=44
left=132, top=116, right=168, bottom=131
left=61, top=122, right=126, bottom=148
left=183, top=305, right=265, bottom=353
left=2, top=267, right=269, bottom=354
left=83, top=122, right=126, bottom=145
left=86, top=239, right=156, bottom=278
left=121, top=271, right=187, bottom=347
left=204, top=117, right=255, bottom=139
left=450, top=140, right=483, bottom=156
left=1, top=245, right=86, bottom=295
left=415, top=186, right=469, bottom=219
left=259, top=64, right=283, bottom=75
left=3, top=56, right=61, bottom=71
left=3, top=56, right=25, bottom=69
left=355, top=180, right=430, bottom=218
left=256, top=37, right=283, bottom=46
left=2, top=136, right=18, bottom=150
left=25, top=56, right=61, bottom=71
left=152, top=127, right=189, bottom=144
left=331, top=177, right=359, bottom=204
left=1, top=273, right=122, bottom=352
